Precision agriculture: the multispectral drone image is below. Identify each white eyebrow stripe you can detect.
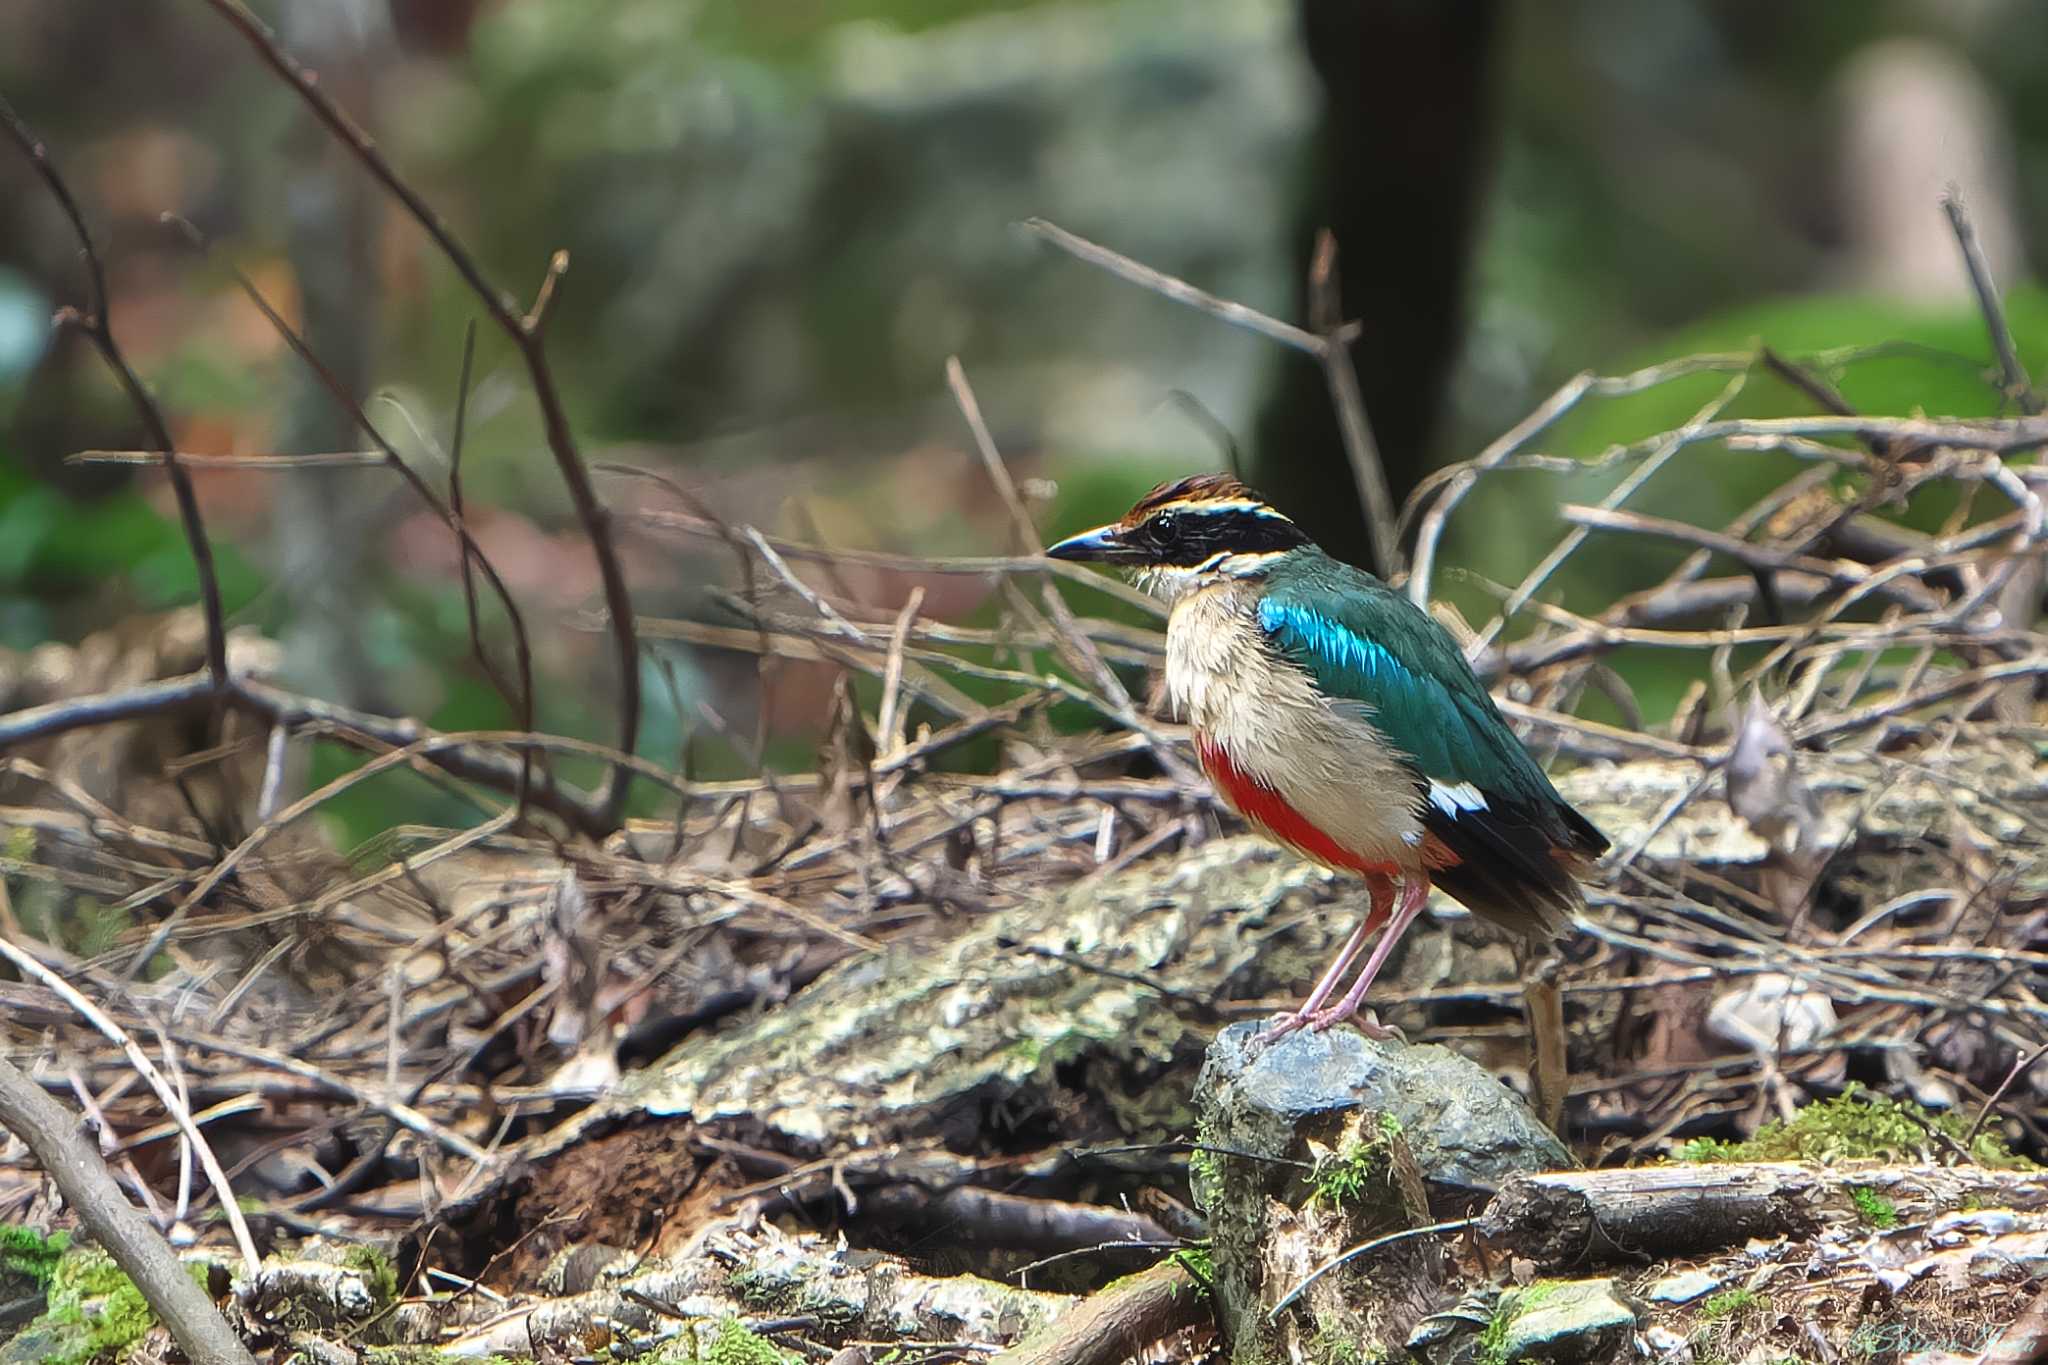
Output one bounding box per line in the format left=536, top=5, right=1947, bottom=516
left=1151, top=499, right=1292, bottom=520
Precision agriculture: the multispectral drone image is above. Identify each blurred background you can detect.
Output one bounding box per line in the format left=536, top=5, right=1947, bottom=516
left=1, top=0, right=2043, bottom=823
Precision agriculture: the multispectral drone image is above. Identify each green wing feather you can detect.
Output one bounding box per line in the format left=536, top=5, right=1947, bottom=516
left=1255, top=553, right=1565, bottom=809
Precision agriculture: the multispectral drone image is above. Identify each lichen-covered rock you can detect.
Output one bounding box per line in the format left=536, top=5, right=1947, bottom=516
left=525, top=837, right=1364, bottom=1161
left=1200, top=1022, right=1570, bottom=1191
left=1192, top=1023, right=1569, bottom=1365
left=1408, top=1279, right=1639, bottom=1365
left=1493, top=1279, right=1640, bottom=1364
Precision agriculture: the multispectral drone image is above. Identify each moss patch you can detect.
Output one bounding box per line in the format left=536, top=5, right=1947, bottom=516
left=1674, top=1085, right=2033, bottom=1169
left=342, top=1243, right=401, bottom=1309
left=1308, top=1112, right=1403, bottom=1209
left=1700, top=1288, right=1761, bottom=1320
left=1849, top=1186, right=1899, bottom=1229
left=0, top=1224, right=69, bottom=1286
left=18, top=1245, right=196, bottom=1365
left=706, top=1317, right=796, bottom=1365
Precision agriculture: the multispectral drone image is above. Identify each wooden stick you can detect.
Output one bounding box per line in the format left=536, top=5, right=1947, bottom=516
left=991, top=1258, right=1209, bottom=1365
left=0, top=1057, right=257, bottom=1365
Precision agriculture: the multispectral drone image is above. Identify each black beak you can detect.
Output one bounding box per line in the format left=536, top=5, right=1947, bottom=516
left=1045, top=523, right=1141, bottom=564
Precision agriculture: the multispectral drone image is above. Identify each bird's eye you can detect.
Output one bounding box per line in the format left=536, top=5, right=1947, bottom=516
left=1152, top=512, right=1181, bottom=538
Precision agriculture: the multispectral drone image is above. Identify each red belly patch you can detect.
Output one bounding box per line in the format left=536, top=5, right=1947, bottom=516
left=1196, top=735, right=1400, bottom=878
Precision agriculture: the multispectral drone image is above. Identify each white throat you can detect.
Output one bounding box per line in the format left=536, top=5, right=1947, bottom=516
left=1134, top=551, right=1281, bottom=604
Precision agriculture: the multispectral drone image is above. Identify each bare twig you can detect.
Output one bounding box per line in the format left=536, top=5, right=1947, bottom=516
left=1021, top=217, right=1320, bottom=354
left=1941, top=191, right=2041, bottom=415
left=1020, top=218, right=1397, bottom=571
left=1307, top=230, right=1400, bottom=574
left=195, top=0, right=643, bottom=826
left=0, top=674, right=613, bottom=836
left=0, top=1056, right=258, bottom=1365
left=0, top=96, right=229, bottom=686
left=165, top=215, right=541, bottom=803
left=0, top=938, right=261, bottom=1275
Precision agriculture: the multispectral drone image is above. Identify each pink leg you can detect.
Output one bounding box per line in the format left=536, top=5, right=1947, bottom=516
left=1309, top=875, right=1431, bottom=1034
left=1262, top=876, right=1394, bottom=1042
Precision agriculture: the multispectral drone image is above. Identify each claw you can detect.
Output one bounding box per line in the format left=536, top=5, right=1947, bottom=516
left=1307, top=1007, right=1404, bottom=1042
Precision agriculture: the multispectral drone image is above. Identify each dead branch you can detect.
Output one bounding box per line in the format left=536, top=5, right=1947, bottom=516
left=0, top=673, right=615, bottom=836
left=1021, top=217, right=1399, bottom=573
left=1942, top=191, right=2041, bottom=416
left=990, top=1258, right=1209, bottom=1365
left=0, top=97, right=229, bottom=686
left=0, top=1056, right=258, bottom=1365
left=1478, top=1161, right=2048, bottom=1269
left=194, top=0, right=643, bottom=825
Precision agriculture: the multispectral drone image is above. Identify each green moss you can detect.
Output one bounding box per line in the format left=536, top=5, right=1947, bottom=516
left=341, top=1243, right=401, bottom=1309
left=706, top=1318, right=794, bottom=1365
left=0, top=1224, right=69, bottom=1286
left=24, top=1245, right=183, bottom=1365
left=1848, top=1186, right=1899, bottom=1229
left=1474, top=1281, right=1569, bottom=1365
left=1307, top=1325, right=1368, bottom=1365
left=1188, top=1145, right=1222, bottom=1194
left=1700, top=1288, right=1761, bottom=1321
left=1673, top=1086, right=2034, bottom=1169
left=1475, top=1307, right=1510, bottom=1365
left=1309, top=1114, right=1399, bottom=1209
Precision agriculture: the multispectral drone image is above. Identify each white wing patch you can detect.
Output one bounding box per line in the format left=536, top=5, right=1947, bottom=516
left=1428, top=780, right=1488, bottom=817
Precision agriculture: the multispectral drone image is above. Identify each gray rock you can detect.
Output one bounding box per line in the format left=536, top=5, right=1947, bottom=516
left=1408, top=1280, right=1640, bottom=1365
left=1193, top=1023, right=1570, bottom=1365
left=1201, top=1021, right=1570, bottom=1190
left=1496, top=1279, right=1640, bottom=1363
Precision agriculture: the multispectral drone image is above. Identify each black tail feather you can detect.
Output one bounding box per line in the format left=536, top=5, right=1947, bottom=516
left=1425, top=792, right=1605, bottom=940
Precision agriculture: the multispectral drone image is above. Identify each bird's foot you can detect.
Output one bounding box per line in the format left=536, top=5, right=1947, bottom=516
left=1258, top=1007, right=1405, bottom=1044
left=1257, top=1010, right=1313, bottom=1044
left=1307, top=1006, right=1404, bottom=1042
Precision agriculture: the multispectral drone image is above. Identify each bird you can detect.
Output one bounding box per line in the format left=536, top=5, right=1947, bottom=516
left=1046, top=473, right=1608, bottom=1039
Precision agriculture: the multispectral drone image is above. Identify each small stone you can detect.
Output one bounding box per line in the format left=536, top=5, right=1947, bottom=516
left=1641, top=1324, right=1692, bottom=1361
left=1497, top=1278, right=1640, bottom=1363
left=1645, top=1268, right=1721, bottom=1304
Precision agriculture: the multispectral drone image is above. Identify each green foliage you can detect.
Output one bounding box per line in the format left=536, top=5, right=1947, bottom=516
left=1169, top=1244, right=1213, bottom=1297
left=1699, top=1288, right=1761, bottom=1321
left=707, top=1318, right=795, bottom=1365
left=0, top=1224, right=70, bottom=1286
left=1848, top=1186, right=1898, bottom=1229
left=1673, top=1085, right=2034, bottom=1169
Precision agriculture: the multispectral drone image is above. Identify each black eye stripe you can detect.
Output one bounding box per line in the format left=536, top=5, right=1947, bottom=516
left=1142, top=506, right=1309, bottom=564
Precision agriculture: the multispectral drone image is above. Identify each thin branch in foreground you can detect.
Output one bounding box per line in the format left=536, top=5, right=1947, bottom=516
left=1941, top=190, right=2041, bottom=415
left=194, top=0, right=643, bottom=826
left=0, top=1057, right=257, bottom=1365
left=0, top=95, right=229, bottom=687
left=1021, top=217, right=1399, bottom=574
left=1307, top=229, right=1401, bottom=576
left=165, top=214, right=540, bottom=790
left=0, top=936, right=261, bottom=1276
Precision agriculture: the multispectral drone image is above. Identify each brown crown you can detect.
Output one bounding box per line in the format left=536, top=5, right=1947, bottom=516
left=1120, top=473, right=1266, bottom=526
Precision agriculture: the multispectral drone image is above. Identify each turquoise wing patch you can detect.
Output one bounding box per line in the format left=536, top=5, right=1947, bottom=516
left=1254, top=594, right=1543, bottom=803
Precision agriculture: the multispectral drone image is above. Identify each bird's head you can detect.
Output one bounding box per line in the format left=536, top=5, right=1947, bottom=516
left=1045, top=474, right=1311, bottom=599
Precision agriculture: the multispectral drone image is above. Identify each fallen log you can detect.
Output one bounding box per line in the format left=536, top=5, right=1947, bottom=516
left=1478, top=1161, right=2048, bottom=1268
